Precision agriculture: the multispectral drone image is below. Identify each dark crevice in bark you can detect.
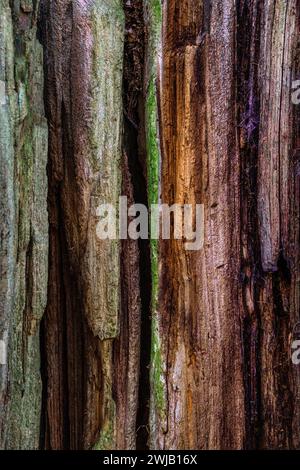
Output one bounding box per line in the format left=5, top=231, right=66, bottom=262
left=42, top=188, right=72, bottom=449
left=122, top=0, right=151, bottom=450
left=21, top=234, right=33, bottom=377
left=113, top=151, right=141, bottom=450
left=202, top=0, right=212, bottom=34
left=122, top=121, right=151, bottom=450
left=236, top=0, right=263, bottom=450
left=135, top=215, right=151, bottom=449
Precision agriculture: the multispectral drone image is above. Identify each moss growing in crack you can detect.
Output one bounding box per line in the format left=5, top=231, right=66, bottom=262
left=144, top=0, right=167, bottom=434
left=146, top=80, right=160, bottom=296
left=145, top=0, right=162, bottom=324
left=146, top=81, right=159, bottom=209
left=150, top=0, right=162, bottom=28
left=93, top=380, right=116, bottom=450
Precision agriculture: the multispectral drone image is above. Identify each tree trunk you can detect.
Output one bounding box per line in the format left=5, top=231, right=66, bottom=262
left=0, top=0, right=299, bottom=451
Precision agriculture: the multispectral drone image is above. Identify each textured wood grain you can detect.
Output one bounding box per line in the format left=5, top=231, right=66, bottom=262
left=149, top=0, right=300, bottom=450
left=113, top=153, right=141, bottom=450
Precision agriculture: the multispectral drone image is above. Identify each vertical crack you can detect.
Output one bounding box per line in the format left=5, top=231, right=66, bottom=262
left=38, top=3, right=86, bottom=449
left=122, top=0, right=151, bottom=450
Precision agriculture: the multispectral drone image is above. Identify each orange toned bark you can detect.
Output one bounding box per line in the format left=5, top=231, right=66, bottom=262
left=155, top=0, right=245, bottom=449
left=151, top=0, right=300, bottom=450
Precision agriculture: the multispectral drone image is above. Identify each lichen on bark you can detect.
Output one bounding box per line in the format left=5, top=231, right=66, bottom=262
left=143, top=0, right=168, bottom=448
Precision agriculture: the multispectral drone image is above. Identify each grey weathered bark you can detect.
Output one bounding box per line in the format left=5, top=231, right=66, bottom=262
left=0, top=0, right=48, bottom=449
left=0, top=0, right=299, bottom=451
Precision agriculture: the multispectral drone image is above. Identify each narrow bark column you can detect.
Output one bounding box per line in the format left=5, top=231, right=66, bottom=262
left=39, top=0, right=124, bottom=449
left=113, top=0, right=151, bottom=451
left=237, top=0, right=300, bottom=449
left=113, top=153, right=141, bottom=450
left=237, top=0, right=264, bottom=449
left=0, top=0, right=48, bottom=449
left=290, top=1, right=300, bottom=447
left=143, top=0, right=164, bottom=450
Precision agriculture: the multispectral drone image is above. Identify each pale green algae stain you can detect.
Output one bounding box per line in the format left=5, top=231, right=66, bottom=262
left=92, top=341, right=117, bottom=450
left=89, top=0, right=124, bottom=450
left=144, top=0, right=167, bottom=437
left=147, top=79, right=165, bottom=418
left=0, top=7, right=16, bottom=444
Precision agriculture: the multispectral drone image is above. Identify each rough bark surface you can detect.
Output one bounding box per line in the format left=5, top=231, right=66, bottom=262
left=39, top=0, right=124, bottom=450
left=0, top=0, right=299, bottom=451
left=150, top=0, right=300, bottom=450
left=0, top=0, right=48, bottom=449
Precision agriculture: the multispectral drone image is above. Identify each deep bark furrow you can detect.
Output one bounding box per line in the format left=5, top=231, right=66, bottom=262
left=39, top=0, right=124, bottom=450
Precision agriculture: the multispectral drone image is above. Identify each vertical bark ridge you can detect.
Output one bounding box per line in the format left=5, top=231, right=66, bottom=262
left=113, top=152, right=141, bottom=450
left=256, top=0, right=300, bottom=449
left=237, top=0, right=262, bottom=449
left=39, top=0, right=124, bottom=449
left=151, top=0, right=246, bottom=449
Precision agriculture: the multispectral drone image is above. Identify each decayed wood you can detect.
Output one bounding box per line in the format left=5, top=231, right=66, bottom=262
left=150, top=0, right=300, bottom=450
left=152, top=0, right=246, bottom=450
left=0, top=0, right=48, bottom=449
left=257, top=0, right=300, bottom=449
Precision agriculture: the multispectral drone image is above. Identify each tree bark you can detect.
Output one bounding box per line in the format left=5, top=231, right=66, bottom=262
left=151, top=0, right=300, bottom=450
left=39, top=0, right=124, bottom=450
left=0, top=0, right=299, bottom=451
left=0, top=0, right=48, bottom=449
